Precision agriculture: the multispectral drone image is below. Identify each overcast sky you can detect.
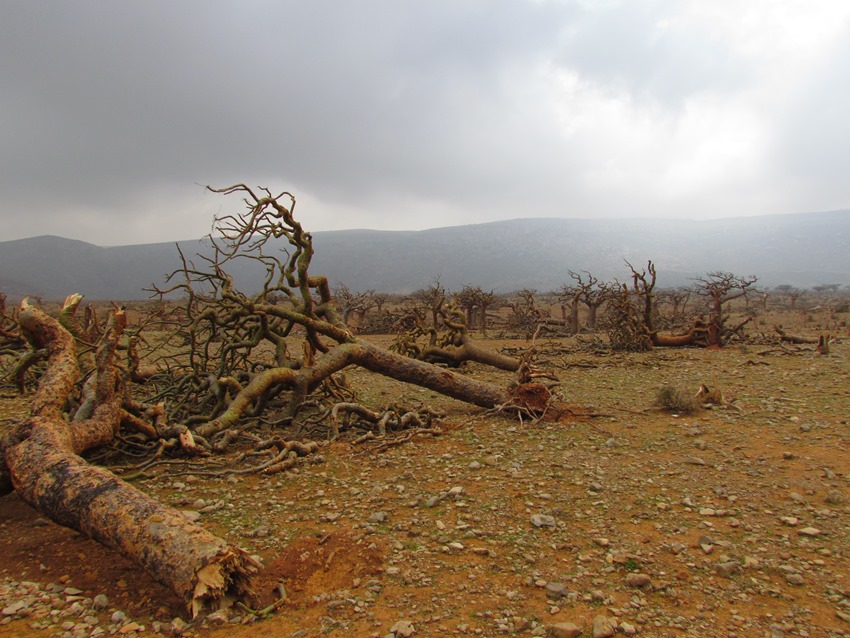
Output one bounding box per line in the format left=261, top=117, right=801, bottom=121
left=2, top=1, right=849, bottom=246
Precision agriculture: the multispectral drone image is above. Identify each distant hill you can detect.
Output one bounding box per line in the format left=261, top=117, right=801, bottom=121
left=0, top=211, right=848, bottom=300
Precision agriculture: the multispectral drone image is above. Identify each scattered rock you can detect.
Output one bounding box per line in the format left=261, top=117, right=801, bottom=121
left=2, top=600, right=28, bottom=616
left=825, top=490, right=845, bottom=504
left=785, top=573, right=805, bottom=586
left=545, top=582, right=569, bottom=599
left=170, top=617, right=188, bottom=636
left=390, top=619, right=415, bottom=637
left=592, top=615, right=615, bottom=638
left=547, top=621, right=582, bottom=638
left=715, top=561, right=739, bottom=578
left=531, top=514, right=556, bottom=528
left=624, top=573, right=652, bottom=590
left=204, top=609, right=229, bottom=626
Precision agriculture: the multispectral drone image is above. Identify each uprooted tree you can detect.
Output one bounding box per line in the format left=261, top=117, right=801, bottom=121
left=0, top=184, right=552, bottom=615
left=604, top=261, right=758, bottom=350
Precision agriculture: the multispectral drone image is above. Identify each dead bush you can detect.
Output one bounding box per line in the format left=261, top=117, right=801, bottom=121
left=655, top=385, right=698, bottom=414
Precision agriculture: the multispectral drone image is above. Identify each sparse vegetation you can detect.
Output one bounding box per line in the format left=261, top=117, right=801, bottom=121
left=654, top=384, right=698, bottom=414
left=1, top=194, right=850, bottom=636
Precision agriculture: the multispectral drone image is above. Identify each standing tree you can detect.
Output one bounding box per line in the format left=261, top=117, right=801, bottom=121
left=692, top=271, right=758, bottom=346
left=568, top=271, right=610, bottom=331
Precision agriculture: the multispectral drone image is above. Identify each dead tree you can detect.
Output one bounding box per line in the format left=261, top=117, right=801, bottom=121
left=774, top=285, right=804, bottom=309
left=557, top=283, right=582, bottom=335
left=602, top=282, right=653, bottom=352
left=602, top=261, right=708, bottom=349
left=393, top=302, right=520, bottom=371
left=456, top=285, right=496, bottom=332
left=656, top=287, right=692, bottom=328
left=692, top=271, right=758, bottom=346
left=1, top=299, right=259, bottom=616
left=1, top=184, right=554, bottom=616
left=569, top=271, right=610, bottom=331
left=333, top=283, right=375, bottom=329
left=150, top=185, right=550, bottom=440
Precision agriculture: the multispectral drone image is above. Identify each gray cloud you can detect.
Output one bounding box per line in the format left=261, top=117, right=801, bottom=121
left=1, top=1, right=848, bottom=245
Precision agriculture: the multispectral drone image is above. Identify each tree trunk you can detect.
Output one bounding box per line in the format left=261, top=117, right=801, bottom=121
left=196, top=338, right=520, bottom=438
left=1, top=302, right=259, bottom=617
left=569, top=303, right=580, bottom=335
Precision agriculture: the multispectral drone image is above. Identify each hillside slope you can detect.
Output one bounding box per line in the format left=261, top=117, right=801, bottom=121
left=0, top=211, right=847, bottom=299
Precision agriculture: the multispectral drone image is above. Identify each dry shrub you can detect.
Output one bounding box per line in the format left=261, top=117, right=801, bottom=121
left=655, top=385, right=698, bottom=414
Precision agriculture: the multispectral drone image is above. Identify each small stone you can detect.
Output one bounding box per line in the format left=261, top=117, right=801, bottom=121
left=715, top=561, right=739, bottom=578
left=390, top=619, right=415, bottom=637
left=825, top=490, right=845, bottom=504
left=469, top=461, right=482, bottom=470
left=785, top=573, right=805, bottom=586
left=447, top=542, right=464, bottom=551
left=369, top=511, right=387, bottom=523
left=798, top=527, right=822, bottom=537
left=119, top=622, right=143, bottom=634
left=545, top=582, right=569, bottom=599
left=181, top=510, right=201, bottom=522
left=2, top=600, right=28, bottom=616
left=170, top=617, right=188, bottom=636
left=624, top=573, right=652, bottom=590
left=204, top=610, right=229, bottom=626
left=547, top=622, right=582, bottom=638
left=592, top=615, right=615, bottom=638
left=111, top=611, right=127, bottom=624
left=619, top=622, right=637, bottom=635
left=93, top=594, right=109, bottom=610
left=531, top=514, right=556, bottom=528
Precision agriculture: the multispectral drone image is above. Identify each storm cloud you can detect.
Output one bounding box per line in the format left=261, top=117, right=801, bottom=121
left=2, top=1, right=848, bottom=245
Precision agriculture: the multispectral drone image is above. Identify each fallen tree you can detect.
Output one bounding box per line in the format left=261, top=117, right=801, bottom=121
left=152, top=185, right=549, bottom=441
left=607, top=261, right=755, bottom=350
left=1, top=184, right=551, bottom=617
left=0, top=300, right=259, bottom=617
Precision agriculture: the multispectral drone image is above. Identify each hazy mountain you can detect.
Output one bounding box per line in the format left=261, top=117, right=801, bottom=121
left=0, top=211, right=847, bottom=300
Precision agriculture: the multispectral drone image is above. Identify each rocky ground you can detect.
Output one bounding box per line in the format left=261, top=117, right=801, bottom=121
left=1, top=336, right=849, bottom=638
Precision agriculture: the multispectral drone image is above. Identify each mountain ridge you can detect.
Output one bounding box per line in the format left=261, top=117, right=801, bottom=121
left=1, top=211, right=847, bottom=300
